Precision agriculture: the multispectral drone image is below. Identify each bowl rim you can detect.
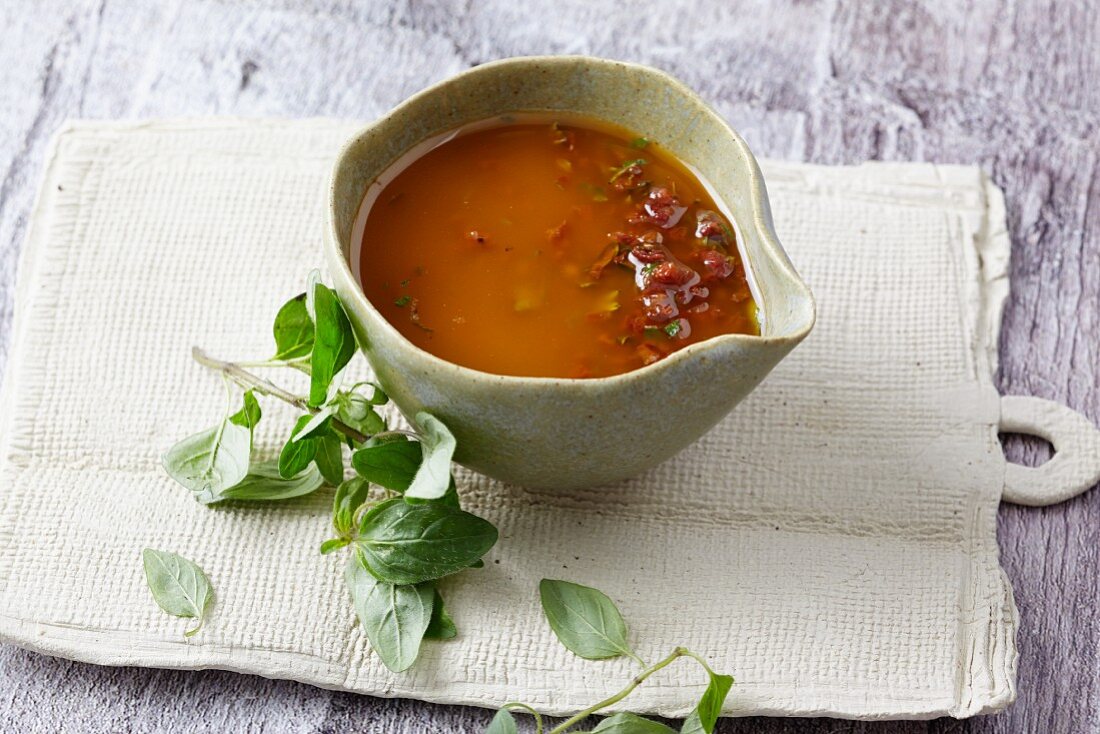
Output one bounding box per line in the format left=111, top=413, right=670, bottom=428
left=325, top=55, right=816, bottom=388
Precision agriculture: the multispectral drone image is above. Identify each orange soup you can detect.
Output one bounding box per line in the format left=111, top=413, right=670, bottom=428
left=357, top=116, right=759, bottom=378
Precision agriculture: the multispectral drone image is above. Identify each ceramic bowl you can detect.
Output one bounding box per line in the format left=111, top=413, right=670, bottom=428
left=324, top=56, right=815, bottom=490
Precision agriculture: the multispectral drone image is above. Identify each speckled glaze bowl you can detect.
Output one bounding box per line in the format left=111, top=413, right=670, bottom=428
left=324, top=56, right=815, bottom=490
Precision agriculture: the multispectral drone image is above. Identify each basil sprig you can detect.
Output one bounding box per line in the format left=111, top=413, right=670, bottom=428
left=156, top=271, right=498, bottom=672
left=155, top=270, right=734, bottom=716
left=489, top=580, right=733, bottom=734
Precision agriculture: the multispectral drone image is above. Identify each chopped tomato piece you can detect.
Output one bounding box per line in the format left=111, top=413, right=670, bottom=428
left=640, top=187, right=686, bottom=228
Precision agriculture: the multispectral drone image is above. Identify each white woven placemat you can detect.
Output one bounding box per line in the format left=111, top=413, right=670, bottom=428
left=0, top=120, right=1015, bottom=720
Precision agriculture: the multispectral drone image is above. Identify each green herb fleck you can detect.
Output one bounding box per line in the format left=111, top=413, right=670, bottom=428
left=394, top=295, right=412, bottom=307
left=663, top=321, right=682, bottom=338
left=630, top=137, right=650, bottom=149
left=609, top=158, right=647, bottom=184
left=580, top=182, right=609, bottom=202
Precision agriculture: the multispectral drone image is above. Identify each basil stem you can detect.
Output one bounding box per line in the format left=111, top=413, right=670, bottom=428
left=546, top=648, right=690, bottom=734
left=191, top=347, right=370, bottom=444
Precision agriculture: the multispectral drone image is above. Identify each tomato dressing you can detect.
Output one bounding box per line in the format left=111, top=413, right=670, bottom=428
left=357, top=116, right=759, bottom=378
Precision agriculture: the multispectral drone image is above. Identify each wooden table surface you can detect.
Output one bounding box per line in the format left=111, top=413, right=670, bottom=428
left=2, top=1, right=1098, bottom=731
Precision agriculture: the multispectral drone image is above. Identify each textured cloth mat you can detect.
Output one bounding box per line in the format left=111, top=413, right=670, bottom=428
left=0, top=120, right=1017, bottom=719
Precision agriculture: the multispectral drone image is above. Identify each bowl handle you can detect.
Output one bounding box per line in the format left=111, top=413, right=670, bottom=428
left=999, top=395, right=1100, bottom=506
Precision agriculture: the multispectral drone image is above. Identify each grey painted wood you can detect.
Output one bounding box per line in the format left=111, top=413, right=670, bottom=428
left=1, top=0, right=1097, bottom=731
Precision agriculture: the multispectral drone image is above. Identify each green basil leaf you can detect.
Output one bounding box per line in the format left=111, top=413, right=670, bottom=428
left=279, top=415, right=318, bottom=478
left=272, top=293, right=314, bottom=360
left=351, top=380, right=389, bottom=405
left=163, top=419, right=251, bottom=503
left=217, top=460, right=324, bottom=502
left=423, top=588, right=457, bottom=640
left=142, top=548, right=214, bottom=638
left=352, top=439, right=422, bottom=491
left=438, top=477, right=461, bottom=509
left=593, top=713, right=676, bottom=733
left=309, top=283, right=356, bottom=407
left=228, top=390, right=262, bottom=439
left=314, top=433, right=345, bottom=486
left=404, top=476, right=461, bottom=509
left=405, top=412, right=456, bottom=500
left=344, top=554, right=433, bottom=672
left=679, top=671, right=733, bottom=734
left=320, top=537, right=350, bottom=555
left=334, top=392, right=386, bottom=438
left=332, top=476, right=372, bottom=537
left=291, top=406, right=335, bottom=442
left=351, top=406, right=386, bottom=437
left=538, top=579, right=635, bottom=661
left=485, top=709, right=518, bottom=734
left=339, top=393, right=369, bottom=420
left=305, top=269, right=321, bottom=320
left=355, top=498, right=498, bottom=585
